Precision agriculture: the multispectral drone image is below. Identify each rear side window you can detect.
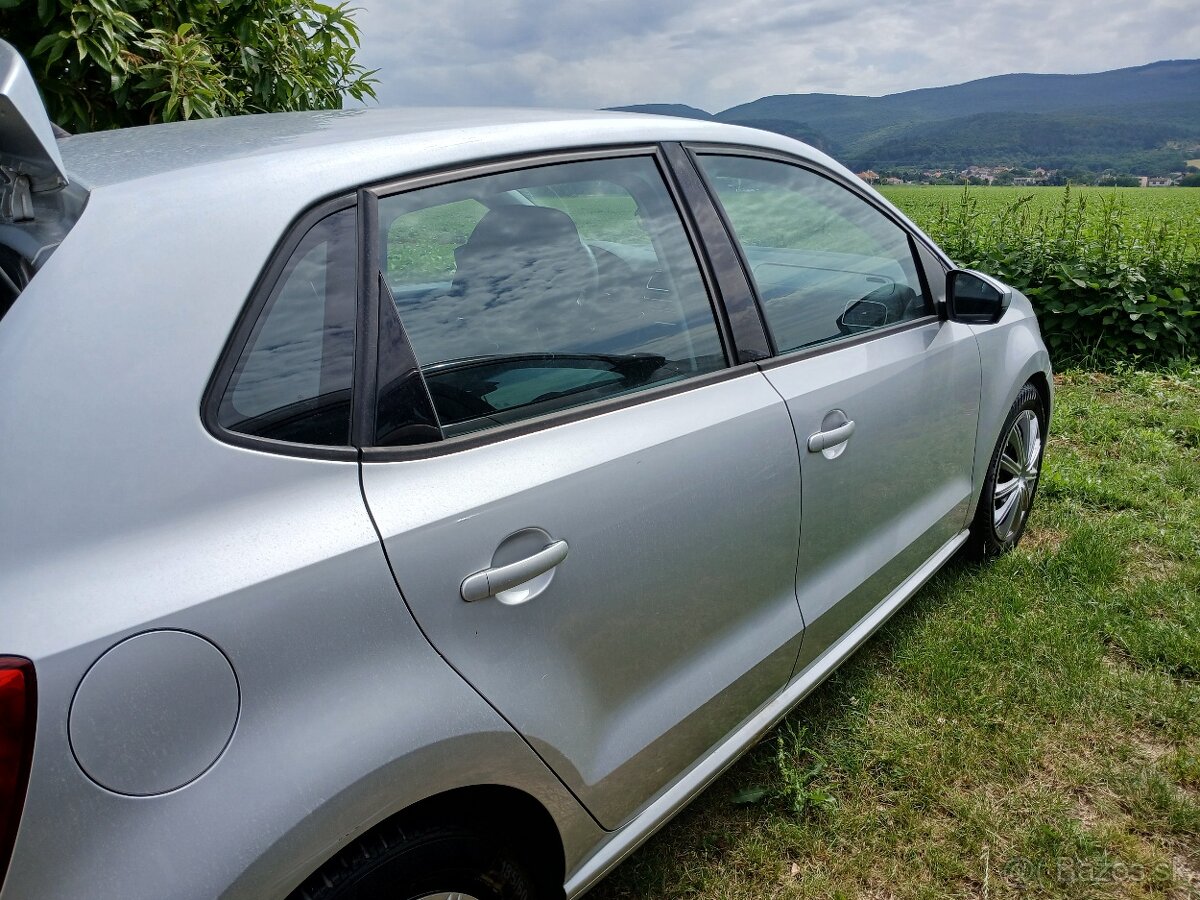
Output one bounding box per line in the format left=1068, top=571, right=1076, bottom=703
left=376, top=155, right=726, bottom=442
left=217, top=207, right=357, bottom=446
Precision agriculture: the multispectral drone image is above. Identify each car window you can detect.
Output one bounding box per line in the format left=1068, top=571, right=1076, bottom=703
left=375, top=155, right=727, bottom=443
left=386, top=199, right=488, bottom=290
left=217, top=207, right=356, bottom=446
left=697, top=155, right=929, bottom=354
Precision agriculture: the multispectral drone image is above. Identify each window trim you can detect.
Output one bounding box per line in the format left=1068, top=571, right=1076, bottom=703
left=359, top=361, right=764, bottom=462
left=683, top=143, right=945, bottom=364
left=754, top=316, right=941, bottom=372
left=660, top=142, right=772, bottom=363
left=360, top=144, right=741, bottom=460
left=352, top=188, right=381, bottom=448
left=201, top=193, right=360, bottom=462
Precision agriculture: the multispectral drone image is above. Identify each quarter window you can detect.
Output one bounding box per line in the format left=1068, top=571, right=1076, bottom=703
left=376, top=155, right=726, bottom=442
left=697, top=155, right=929, bottom=353
left=217, top=207, right=357, bottom=446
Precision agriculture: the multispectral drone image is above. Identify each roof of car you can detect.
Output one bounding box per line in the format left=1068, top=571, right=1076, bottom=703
left=56, top=106, right=839, bottom=192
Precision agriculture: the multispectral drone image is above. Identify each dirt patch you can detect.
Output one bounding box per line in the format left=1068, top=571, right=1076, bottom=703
left=1123, top=542, right=1183, bottom=584
left=1020, top=526, right=1067, bottom=555
left=858, top=886, right=900, bottom=900
left=1171, top=852, right=1200, bottom=895
left=1132, top=733, right=1174, bottom=765
left=1102, top=646, right=1136, bottom=674
left=1070, top=793, right=1105, bottom=830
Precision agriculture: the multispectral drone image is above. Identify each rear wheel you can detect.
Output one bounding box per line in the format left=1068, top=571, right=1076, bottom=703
left=294, top=822, right=540, bottom=900
left=966, top=382, right=1046, bottom=559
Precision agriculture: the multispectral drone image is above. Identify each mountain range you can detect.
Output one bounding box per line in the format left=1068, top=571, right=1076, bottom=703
left=611, top=60, right=1200, bottom=174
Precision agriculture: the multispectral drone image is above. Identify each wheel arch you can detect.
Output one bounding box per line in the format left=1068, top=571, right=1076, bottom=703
left=401, top=784, right=567, bottom=896
left=210, top=715, right=599, bottom=900
left=285, top=783, right=568, bottom=900
left=968, top=308, right=1053, bottom=518
left=1027, top=369, right=1052, bottom=423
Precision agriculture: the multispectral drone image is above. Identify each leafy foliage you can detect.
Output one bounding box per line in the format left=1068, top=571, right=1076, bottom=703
left=886, top=186, right=1200, bottom=364
left=0, top=0, right=377, bottom=131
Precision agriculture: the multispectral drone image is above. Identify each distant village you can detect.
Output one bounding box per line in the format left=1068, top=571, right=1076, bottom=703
left=856, top=165, right=1193, bottom=187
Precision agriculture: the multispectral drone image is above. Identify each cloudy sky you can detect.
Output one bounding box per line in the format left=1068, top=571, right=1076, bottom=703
left=351, top=0, right=1198, bottom=113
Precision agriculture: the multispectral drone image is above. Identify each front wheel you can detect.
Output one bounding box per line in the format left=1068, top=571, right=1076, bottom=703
left=966, top=381, right=1046, bottom=559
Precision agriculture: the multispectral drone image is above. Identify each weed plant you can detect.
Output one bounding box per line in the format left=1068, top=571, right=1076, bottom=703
left=886, top=186, right=1200, bottom=365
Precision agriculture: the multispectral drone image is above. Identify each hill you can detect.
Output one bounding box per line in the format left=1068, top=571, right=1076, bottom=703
left=612, top=61, right=1200, bottom=174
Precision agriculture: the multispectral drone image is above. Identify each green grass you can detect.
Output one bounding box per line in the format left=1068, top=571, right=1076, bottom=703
left=880, top=186, right=1200, bottom=242
left=591, top=365, right=1200, bottom=900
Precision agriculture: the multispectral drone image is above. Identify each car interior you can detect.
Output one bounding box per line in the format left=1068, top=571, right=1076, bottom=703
left=377, top=165, right=726, bottom=439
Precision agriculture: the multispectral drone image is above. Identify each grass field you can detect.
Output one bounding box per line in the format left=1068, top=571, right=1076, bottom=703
left=879, top=185, right=1200, bottom=248
left=591, top=365, right=1200, bottom=899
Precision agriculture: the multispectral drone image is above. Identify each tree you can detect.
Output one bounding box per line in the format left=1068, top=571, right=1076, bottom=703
left=1097, top=175, right=1140, bottom=187
left=1181, top=173, right=1200, bottom=187
left=0, top=0, right=377, bottom=132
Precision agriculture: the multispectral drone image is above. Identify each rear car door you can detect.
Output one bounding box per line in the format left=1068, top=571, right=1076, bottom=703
left=357, top=150, right=806, bottom=829
left=693, top=151, right=982, bottom=671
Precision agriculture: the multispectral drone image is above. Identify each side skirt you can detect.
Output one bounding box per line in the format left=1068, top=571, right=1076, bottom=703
left=564, top=528, right=969, bottom=898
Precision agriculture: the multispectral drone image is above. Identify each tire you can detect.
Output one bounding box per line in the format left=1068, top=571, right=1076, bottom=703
left=293, top=821, right=541, bottom=900
left=965, top=381, right=1046, bottom=559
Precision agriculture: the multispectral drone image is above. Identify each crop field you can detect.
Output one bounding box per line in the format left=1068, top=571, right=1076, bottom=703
left=880, top=185, right=1200, bottom=245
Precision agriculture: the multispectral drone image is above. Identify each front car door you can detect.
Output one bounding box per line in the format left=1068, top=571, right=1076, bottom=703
left=693, top=151, right=982, bottom=671
left=357, top=151, right=806, bottom=828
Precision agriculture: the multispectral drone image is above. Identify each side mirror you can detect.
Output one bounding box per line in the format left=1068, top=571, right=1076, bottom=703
left=946, top=269, right=1011, bottom=324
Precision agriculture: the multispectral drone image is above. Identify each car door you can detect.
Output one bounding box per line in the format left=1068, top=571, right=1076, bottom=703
left=357, top=151, right=806, bottom=829
left=693, top=151, right=982, bottom=672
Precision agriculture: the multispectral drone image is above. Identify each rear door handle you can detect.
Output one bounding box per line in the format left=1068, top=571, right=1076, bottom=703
left=807, top=419, right=856, bottom=452
left=461, top=539, right=570, bottom=602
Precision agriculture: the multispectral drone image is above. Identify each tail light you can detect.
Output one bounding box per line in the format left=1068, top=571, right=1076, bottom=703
left=0, top=657, right=35, bottom=887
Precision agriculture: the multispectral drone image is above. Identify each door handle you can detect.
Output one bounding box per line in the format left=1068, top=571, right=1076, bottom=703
left=807, top=419, right=856, bottom=452
left=461, top=539, right=570, bottom=603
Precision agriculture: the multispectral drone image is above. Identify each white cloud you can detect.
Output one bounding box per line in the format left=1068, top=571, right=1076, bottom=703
left=351, top=0, right=1200, bottom=113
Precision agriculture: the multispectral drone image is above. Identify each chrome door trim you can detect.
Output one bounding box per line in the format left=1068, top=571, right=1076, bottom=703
left=563, top=527, right=970, bottom=899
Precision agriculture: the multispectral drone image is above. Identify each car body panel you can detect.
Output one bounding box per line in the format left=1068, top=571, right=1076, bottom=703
left=760, top=319, right=982, bottom=671
left=563, top=525, right=970, bottom=898
left=361, top=370, right=805, bottom=829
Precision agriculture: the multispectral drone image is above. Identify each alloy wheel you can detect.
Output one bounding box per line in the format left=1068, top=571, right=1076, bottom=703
left=992, top=409, right=1042, bottom=542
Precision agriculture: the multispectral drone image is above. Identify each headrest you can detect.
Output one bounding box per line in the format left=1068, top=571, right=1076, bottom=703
left=460, top=205, right=585, bottom=252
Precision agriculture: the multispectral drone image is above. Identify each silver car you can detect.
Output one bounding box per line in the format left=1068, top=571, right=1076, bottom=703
left=0, top=40, right=1050, bottom=900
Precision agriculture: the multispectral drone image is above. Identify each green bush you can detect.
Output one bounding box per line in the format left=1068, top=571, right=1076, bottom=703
left=919, top=187, right=1199, bottom=364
